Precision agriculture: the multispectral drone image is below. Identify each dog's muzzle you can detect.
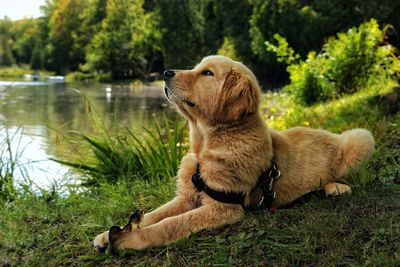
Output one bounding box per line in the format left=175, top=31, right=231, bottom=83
left=163, top=69, right=174, bottom=102
left=163, top=72, right=195, bottom=107
left=164, top=69, right=175, bottom=80
left=164, top=85, right=171, bottom=100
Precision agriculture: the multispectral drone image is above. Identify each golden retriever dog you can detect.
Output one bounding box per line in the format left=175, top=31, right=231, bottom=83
left=93, top=55, right=375, bottom=251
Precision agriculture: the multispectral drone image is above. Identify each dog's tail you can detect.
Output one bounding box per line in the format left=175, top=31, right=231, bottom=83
left=335, top=128, right=375, bottom=178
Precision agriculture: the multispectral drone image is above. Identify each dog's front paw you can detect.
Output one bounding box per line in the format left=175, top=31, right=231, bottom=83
left=93, top=230, right=110, bottom=253
left=108, top=209, right=145, bottom=251
left=94, top=209, right=144, bottom=253
left=324, top=183, right=352, bottom=196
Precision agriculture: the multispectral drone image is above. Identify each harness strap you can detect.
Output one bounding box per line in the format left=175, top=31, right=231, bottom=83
left=192, top=165, right=245, bottom=205
left=192, top=162, right=281, bottom=210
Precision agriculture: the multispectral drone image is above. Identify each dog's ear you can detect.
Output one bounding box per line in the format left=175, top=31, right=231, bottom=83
left=214, top=70, right=259, bottom=123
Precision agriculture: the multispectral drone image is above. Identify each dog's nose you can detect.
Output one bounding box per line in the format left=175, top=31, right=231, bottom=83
left=164, top=70, right=175, bottom=80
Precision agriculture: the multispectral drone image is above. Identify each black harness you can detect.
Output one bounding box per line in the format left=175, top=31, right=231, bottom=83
left=192, top=162, right=281, bottom=210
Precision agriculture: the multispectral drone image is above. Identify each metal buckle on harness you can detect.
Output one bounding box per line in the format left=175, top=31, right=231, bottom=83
left=269, top=169, right=281, bottom=189
left=258, top=191, right=276, bottom=207
left=257, top=164, right=280, bottom=208
left=258, top=196, right=265, bottom=207
left=275, top=169, right=281, bottom=179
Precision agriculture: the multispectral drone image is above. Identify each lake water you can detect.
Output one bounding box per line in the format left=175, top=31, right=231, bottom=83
left=0, top=80, right=177, bottom=188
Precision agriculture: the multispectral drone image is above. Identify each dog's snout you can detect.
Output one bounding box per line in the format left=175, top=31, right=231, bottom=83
left=164, top=70, right=175, bottom=80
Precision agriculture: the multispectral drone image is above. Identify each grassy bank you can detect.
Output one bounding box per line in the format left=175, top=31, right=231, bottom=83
left=1, top=178, right=399, bottom=266
left=0, top=66, right=54, bottom=79
left=1, top=79, right=399, bottom=266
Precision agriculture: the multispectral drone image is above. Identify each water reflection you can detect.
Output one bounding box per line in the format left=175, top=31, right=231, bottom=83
left=0, top=126, right=75, bottom=188
left=0, top=81, right=176, bottom=188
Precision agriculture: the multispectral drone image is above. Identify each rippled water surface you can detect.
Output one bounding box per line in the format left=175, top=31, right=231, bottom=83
left=0, top=81, right=176, bottom=187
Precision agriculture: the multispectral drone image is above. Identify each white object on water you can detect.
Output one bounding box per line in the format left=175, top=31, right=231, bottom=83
left=24, top=74, right=40, bottom=81
left=105, top=87, right=112, bottom=102
left=47, top=76, right=65, bottom=82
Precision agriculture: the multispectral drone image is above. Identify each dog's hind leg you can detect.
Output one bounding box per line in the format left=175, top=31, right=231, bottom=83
left=335, top=128, right=375, bottom=178
left=324, top=182, right=352, bottom=196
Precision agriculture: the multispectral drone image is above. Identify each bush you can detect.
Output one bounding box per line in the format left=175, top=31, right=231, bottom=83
left=0, top=65, right=54, bottom=79
left=65, top=71, right=94, bottom=82
left=217, top=37, right=241, bottom=62
left=94, top=72, right=113, bottom=83
left=268, top=19, right=399, bottom=105
left=65, top=71, right=113, bottom=82
left=53, top=117, right=188, bottom=185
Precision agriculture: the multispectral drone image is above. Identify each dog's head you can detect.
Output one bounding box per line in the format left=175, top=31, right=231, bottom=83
left=163, top=55, right=261, bottom=125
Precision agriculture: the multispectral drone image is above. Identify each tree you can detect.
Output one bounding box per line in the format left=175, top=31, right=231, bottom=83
left=155, top=0, right=223, bottom=69
left=30, top=39, right=45, bottom=70
left=0, top=35, right=15, bottom=66
left=78, top=0, right=107, bottom=73
left=86, top=0, right=161, bottom=78
left=213, top=0, right=254, bottom=71
left=0, top=17, right=15, bottom=66
left=249, top=0, right=400, bottom=84
left=9, top=18, right=40, bottom=65
left=46, top=0, right=88, bottom=74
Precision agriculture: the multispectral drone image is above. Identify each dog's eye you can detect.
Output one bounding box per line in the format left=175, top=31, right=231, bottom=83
left=201, top=70, right=214, bottom=76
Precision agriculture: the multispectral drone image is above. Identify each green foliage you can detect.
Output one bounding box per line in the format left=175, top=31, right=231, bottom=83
left=156, top=0, right=223, bottom=69
left=85, top=0, right=161, bottom=79
left=53, top=117, right=188, bottom=185
left=264, top=79, right=397, bottom=132
left=46, top=0, right=87, bottom=74
left=2, top=0, right=400, bottom=83
left=0, top=17, right=15, bottom=66
left=65, top=69, right=112, bottom=82
left=217, top=37, right=241, bottom=61
left=278, top=20, right=399, bottom=105
left=9, top=18, right=40, bottom=66
left=213, top=0, right=253, bottom=73
left=266, top=33, right=300, bottom=65
left=0, top=37, right=15, bottom=66
left=0, top=65, right=54, bottom=78
left=0, top=129, right=24, bottom=201
left=65, top=70, right=94, bottom=81
left=249, top=0, right=400, bottom=83
left=30, top=38, right=45, bottom=70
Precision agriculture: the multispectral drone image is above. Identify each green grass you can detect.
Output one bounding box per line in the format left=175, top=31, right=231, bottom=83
left=1, top=176, right=399, bottom=266
left=263, top=79, right=398, bottom=132
left=1, top=82, right=400, bottom=266
left=0, top=128, right=25, bottom=201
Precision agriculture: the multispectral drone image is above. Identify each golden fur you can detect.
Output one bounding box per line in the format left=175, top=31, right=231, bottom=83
left=94, top=55, right=375, bottom=250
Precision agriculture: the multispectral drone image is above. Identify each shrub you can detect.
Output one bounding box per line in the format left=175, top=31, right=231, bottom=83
left=53, top=117, right=188, bottom=185
left=94, top=72, right=113, bottom=83
left=65, top=71, right=94, bottom=82
left=0, top=65, right=54, bottom=79
left=267, top=19, right=399, bottom=105
left=217, top=37, right=241, bottom=62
